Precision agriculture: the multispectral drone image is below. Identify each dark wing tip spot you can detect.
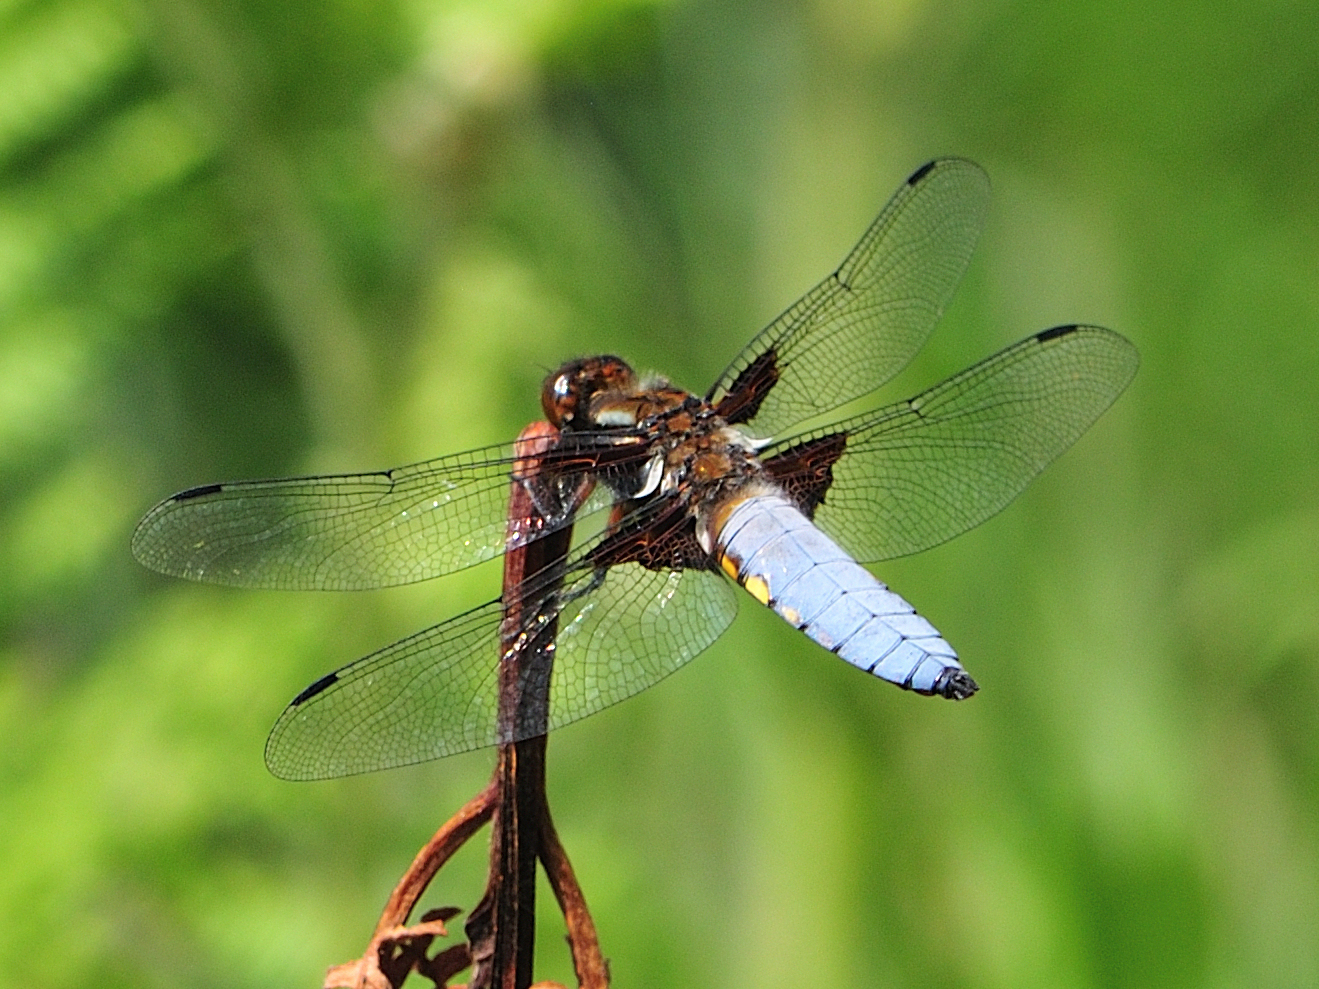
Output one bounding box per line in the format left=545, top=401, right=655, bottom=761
left=291, top=672, right=338, bottom=706
left=174, top=482, right=224, bottom=502
left=1035, top=324, right=1079, bottom=344
left=906, top=160, right=938, bottom=185
left=935, top=669, right=979, bottom=700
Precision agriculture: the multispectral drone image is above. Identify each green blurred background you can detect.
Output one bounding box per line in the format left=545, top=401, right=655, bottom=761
left=3, top=0, right=1318, bottom=985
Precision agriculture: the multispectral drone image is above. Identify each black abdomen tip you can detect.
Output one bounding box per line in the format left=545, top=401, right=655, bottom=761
left=935, top=669, right=979, bottom=700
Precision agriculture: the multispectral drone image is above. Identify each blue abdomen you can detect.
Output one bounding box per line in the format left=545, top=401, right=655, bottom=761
left=714, top=493, right=976, bottom=699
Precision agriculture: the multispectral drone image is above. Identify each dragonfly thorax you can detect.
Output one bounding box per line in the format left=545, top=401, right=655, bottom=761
left=550, top=361, right=777, bottom=530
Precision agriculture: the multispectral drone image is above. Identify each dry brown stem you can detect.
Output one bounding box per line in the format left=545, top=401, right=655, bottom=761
left=319, top=422, right=609, bottom=989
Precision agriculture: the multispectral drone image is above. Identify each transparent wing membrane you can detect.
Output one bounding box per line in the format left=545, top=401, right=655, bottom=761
left=264, top=528, right=737, bottom=779
left=708, top=158, right=991, bottom=438
left=779, top=325, right=1139, bottom=562
left=265, top=600, right=506, bottom=778
left=131, top=439, right=626, bottom=590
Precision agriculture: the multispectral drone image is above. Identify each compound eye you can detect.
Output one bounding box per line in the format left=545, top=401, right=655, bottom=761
left=542, top=370, right=580, bottom=426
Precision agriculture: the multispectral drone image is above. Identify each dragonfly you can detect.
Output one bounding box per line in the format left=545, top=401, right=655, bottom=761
left=132, top=159, right=1138, bottom=780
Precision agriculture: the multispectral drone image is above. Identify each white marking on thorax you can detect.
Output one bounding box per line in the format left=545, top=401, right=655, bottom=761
left=593, top=407, right=638, bottom=427
left=633, top=453, right=665, bottom=498
left=723, top=426, right=774, bottom=452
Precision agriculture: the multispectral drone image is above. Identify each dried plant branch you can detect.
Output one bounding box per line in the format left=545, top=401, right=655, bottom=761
left=538, top=798, right=609, bottom=989
left=374, top=782, right=499, bottom=937
left=319, top=422, right=608, bottom=989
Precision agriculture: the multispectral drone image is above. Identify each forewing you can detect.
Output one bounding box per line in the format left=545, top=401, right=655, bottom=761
left=708, top=158, right=991, bottom=437
left=131, top=441, right=620, bottom=590
left=771, top=325, right=1139, bottom=561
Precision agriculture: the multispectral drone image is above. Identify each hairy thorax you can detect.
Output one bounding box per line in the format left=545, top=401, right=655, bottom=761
left=540, top=355, right=776, bottom=554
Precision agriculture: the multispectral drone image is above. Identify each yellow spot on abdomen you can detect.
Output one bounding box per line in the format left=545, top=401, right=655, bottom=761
left=742, top=573, right=771, bottom=606
left=719, top=553, right=740, bottom=581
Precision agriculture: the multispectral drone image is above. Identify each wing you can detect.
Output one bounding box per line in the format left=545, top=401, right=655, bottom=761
left=264, top=599, right=505, bottom=779
left=707, top=158, right=991, bottom=438
left=263, top=528, right=737, bottom=779
left=130, top=435, right=638, bottom=590
left=763, top=325, right=1139, bottom=562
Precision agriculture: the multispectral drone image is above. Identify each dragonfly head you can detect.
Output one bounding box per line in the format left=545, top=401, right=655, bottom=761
left=542, top=355, right=638, bottom=430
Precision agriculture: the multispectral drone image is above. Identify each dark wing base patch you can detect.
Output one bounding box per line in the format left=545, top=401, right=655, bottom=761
left=762, top=432, right=848, bottom=519
left=712, top=349, right=779, bottom=425
left=587, top=501, right=716, bottom=574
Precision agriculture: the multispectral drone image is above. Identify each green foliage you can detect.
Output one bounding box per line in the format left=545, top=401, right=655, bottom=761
left=2, top=0, right=1317, bottom=986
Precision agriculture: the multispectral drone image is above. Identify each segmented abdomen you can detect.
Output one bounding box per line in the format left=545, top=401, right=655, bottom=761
left=714, top=493, right=977, bottom=699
